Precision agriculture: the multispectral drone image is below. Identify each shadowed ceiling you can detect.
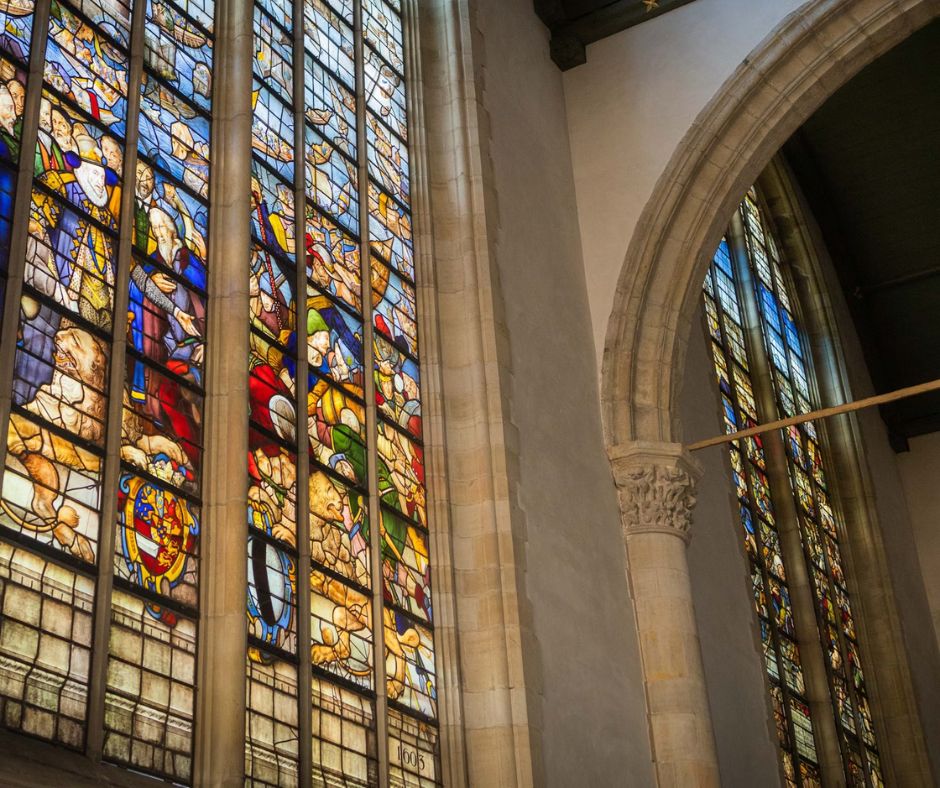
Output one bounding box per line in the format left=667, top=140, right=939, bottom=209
left=784, top=18, right=940, bottom=451
left=534, top=0, right=697, bottom=69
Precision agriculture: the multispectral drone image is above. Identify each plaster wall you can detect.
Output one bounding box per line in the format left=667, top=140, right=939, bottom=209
left=680, top=313, right=782, bottom=787
left=470, top=0, right=654, bottom=783
left=562, top=0, right=806, bottom=367
left=896, top=432, right=940, bottom=650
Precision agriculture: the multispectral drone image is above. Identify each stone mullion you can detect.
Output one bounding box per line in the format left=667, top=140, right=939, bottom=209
left=757, top=196, right=876, bottom=786
left=728, top=212, right=844, bottom=785
left=193, top=0, right=253, bottom=781
left=84, top=0, right=148, bottom=759
left=292, top=0, right=312, bottom=783
left=0, top=0, right=51, bottom=484
left=353, top=0, right=389, bottom=784
left=401, top=1, right=460, bottom=782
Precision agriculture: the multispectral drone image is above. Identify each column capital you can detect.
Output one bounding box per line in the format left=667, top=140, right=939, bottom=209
left=608, top=441, right=702, bottom=543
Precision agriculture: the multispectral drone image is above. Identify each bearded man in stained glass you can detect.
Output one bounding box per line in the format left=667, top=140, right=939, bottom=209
left=0, top=83, right=19, bottom=160
left=126, top=208, right=203, bottom=457
left=17, top=129, right=117, bottom=402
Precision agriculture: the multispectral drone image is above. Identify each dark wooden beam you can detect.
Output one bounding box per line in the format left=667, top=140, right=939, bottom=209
left=535, top=0, right=700, bottom=70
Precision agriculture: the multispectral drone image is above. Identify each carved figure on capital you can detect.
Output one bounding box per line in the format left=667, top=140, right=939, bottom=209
left=614, top=458, right=699, bottom=542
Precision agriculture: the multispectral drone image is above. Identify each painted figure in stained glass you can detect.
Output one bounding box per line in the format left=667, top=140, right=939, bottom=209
left=369, top=188, right=411, bottom=279
left=250, top=246, right=293, bottom=344
left=377, top=425, right=424, bottom=527
left=138, top=78, right=210, bottom=198
left=121, top=374, right=201, bottom=492
left=23, top=111, right=120, bottom=380
left=308, top=379, right=366, bottom=485
left=0, top=63, right=24, bottom=161
left=375, top=335, right=420, bottom=438
left=249, top=441, right=297, bottom=547
left=310, top=569, right=372, bottom=684
left=309, top=469, right=368, bottom=586
left=133, top=163, right=207, bottom=261
left=381, top=510, right=430, bottom=623
left=306, top=129, right=357, bottom=230
left=306, top=212, right=360, bottom=311
left=307, top=294, right=362, bottom=386
left=384, top=608, right=435, bottom=716
left=247, top=331, right=298, bottom=550
left=251, top=169, right=294, bottom=258
left=117, top=473, right=199, bottom=621
left=368, top=115, right=406, bottom=203
left=4, top=321, right=107, bottom=561
left=129, top=205, right=205, bottom=378
left=247, top=333, right=298, bottom=549
left=371, top=262, right=416, bottom=357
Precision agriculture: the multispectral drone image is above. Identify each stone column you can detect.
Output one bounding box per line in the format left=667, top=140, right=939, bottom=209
left=193, top=0, right=253, bottom=783
left=610, top=441, right=720, bottom=788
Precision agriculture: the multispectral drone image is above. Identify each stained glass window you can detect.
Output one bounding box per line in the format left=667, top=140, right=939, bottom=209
left=703, top=187, right=883, bottom=787
left=246, top=0, right=439, bottom=784
left=0, top=0, right=215, bottom=778
left=0, top=0, right=434, bottom=782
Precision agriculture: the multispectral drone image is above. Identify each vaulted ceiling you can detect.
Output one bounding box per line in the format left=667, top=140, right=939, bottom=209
left=534, top=0, right=697, bottom=69
left=784, top=18, right=940, bottom=450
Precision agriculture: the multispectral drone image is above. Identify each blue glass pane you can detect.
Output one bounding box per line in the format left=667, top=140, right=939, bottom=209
left=0, top=0, right=34, bottom=64
left=138, top=77, right=210, bottom=198
left=305, top=51, right=356, bottom=158
left=252, top=81, right=294, bottom=182
left=144, top=0, right=213, bottom=113
left=304, top=0, right=354, bottom=89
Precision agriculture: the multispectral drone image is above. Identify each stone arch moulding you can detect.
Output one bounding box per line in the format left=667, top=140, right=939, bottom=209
left=602, top=1, right=940, bottom=785
left=601, top=0, right=940, bottom=450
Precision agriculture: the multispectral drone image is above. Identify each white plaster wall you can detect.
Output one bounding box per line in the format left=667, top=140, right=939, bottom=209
left=471, top=0, right=655, bottom=783
left=895, top=432, right=940, bottom=651
left=562, top=0, right=806, bottom=366
left=681, top=316, right=783, bottom=787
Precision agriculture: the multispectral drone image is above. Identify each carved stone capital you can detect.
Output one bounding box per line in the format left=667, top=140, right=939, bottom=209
left=609, top=442, right=702, bottom=543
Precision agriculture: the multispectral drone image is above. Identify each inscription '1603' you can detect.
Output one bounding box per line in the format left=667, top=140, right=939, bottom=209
left=395, top=742, right=427, bottom=773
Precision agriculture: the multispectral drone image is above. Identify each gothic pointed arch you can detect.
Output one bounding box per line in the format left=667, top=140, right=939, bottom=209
left=601, top=1, right=940, bottom=784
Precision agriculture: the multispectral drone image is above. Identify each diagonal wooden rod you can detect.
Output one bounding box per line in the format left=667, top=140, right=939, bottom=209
left=687, top=377, right=940, bottom=452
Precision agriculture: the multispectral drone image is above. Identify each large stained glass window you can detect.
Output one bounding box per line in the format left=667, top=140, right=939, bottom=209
left=0, top=0, right=214, bottom=779
left=703, top=186, right=883, bottom=787
left=246, top=1, right=439, bottom=785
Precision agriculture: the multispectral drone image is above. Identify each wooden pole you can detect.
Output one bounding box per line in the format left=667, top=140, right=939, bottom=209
left=687, top=378, right=940, bottom=452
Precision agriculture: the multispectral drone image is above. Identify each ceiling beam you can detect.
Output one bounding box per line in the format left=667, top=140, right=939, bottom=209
left=535, top=0, right=699, bottom=70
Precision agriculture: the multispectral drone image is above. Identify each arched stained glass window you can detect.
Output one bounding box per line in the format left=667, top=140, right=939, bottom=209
left=703, top=185, right=883, bottom=787
left=244, top=1, right=439, bottom=786
left=0, top=0, right=214, bottom=780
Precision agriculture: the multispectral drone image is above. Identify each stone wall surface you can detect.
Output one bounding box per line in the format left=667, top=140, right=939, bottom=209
left=563, top=0, right=805, bottom=368
left=467, top=0, right=656, bottom=783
